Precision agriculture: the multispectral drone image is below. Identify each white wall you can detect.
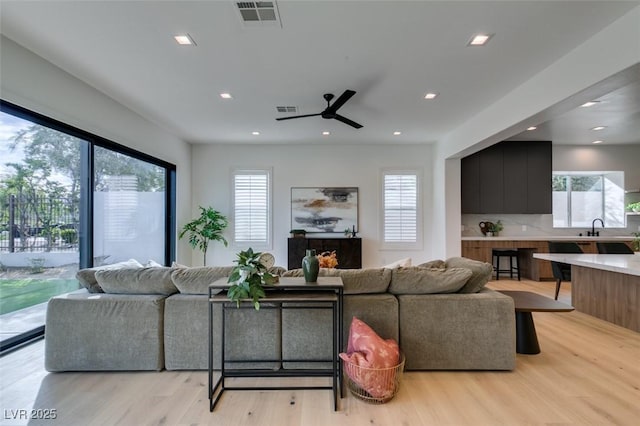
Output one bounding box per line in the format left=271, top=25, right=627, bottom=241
left=190, top=144, right=435, bottom=267
left=0, top=36, right=193, bottom=263
left=432, top=6, right=640, bottom=257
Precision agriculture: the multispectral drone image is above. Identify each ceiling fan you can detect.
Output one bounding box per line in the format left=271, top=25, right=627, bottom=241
left=276, top=90, right=363, bottom=129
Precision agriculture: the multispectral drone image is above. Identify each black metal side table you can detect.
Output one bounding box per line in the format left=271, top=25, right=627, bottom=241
left=208, top=277, right=344, bottom=411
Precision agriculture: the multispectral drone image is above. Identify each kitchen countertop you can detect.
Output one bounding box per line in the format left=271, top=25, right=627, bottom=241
left=461, top=236, right=634, bottom=241
left=533, top=253, right=640, bottom=277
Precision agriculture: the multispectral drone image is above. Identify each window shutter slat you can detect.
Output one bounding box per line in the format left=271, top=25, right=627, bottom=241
left=383, top=173, right=417, bottom=243
left=234, top=171, right=270, bottom=244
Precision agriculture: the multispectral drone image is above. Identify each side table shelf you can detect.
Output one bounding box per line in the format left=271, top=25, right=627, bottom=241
left=208, top=277, right=344, bottom=412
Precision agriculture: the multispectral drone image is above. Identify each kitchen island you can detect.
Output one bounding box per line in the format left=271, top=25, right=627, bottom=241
left=533, top=253, right=640, bottom=332
left=462, top=237, right=634, bottom=281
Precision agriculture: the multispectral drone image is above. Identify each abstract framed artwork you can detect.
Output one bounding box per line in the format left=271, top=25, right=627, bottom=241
left=291, top=187, right=358, bottom=233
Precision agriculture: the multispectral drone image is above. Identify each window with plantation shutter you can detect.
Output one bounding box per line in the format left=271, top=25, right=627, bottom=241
left=382, top=170, right=421, bottom=248
left=233, top=169, right=271, bottom=248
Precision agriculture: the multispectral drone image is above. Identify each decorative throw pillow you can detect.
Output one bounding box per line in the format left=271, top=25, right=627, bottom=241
left=171, top=261, right=189, bottom=269
left=339, top=317, right=400, bottom=399
left=145, top=259, right=163, bottom=267
left=170, top=266, right=235, bottom=294
left=76, top=258, right=143, bottom=293
left=95, top=266, right=177, bottom=295
left=388, top=266, right=472, bottom=294
left=382, top=258, right=412, bottom=269
left=445, top=257, right=493, bottom=293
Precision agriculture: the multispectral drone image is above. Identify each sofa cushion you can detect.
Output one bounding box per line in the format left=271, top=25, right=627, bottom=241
left=170, top=266, right=235, bottom=294
left=382, top=257, right=412, bottom=269
left=416, top=259, right=446, bottom=269
left=95, top=267, right=177, bottom=295
left=76, top=258, right=143, bottom=293
left=282, top=267, right=391, bottom=294
left=388, top=266, right=472, bottom=294
left=445, top=257, right=493, bottom=293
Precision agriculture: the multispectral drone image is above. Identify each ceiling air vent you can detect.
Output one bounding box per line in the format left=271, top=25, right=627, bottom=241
left=276, top=106, right=297, bottom=113
left=236, top=1, right=282, bottom=27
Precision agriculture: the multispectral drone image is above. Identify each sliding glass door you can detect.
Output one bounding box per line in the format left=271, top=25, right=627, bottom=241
left=0, top=101, right=176, bottom=352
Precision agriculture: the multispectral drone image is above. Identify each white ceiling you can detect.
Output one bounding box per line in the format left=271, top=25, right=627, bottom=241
left=1, top=0, right=638, bottom=146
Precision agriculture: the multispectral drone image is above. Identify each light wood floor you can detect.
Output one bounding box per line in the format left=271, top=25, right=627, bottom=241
left=1, top=279, right=639, bottom=426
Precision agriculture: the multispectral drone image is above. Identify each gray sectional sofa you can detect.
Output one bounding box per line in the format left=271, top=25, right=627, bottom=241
left=44, top=258, right=516, bottom=372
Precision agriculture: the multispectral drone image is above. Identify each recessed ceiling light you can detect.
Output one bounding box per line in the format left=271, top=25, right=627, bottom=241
left=592, top=140, right=603, bottom=144
left=252, top=131, right=260, bottom=136
left=591, top=126, right=606, bottom=131
left=220, top=93, right=232, bottom=99
left=393, top=131, right=402, bottom=136
left=580, top=101, right=599, bottom=108
left=424, top=93, right=438, bottom=100
left=468, top=33, right=493, bottom=46
left=322, top=131, right=330, bottom=136
left=527, top=126, right=537, bottom=131
left=174, top=34, right=195, bottom=45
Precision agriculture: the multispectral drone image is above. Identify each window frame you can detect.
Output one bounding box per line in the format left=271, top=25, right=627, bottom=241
left=552, top=171, right=625, bottom=228
left=380, top=168, right=423, bottom=250
left=231, top=167, right=272, bottom=250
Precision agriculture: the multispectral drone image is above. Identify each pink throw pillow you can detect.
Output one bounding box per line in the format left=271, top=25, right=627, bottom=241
left=339, top=317, right=400, bottom=399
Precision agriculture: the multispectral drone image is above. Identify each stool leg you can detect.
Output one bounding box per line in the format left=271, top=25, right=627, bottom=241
left=509, top=255, right=513, bottom=279
left=516, top=255, right=520, bottom=281
left=495, top=255, right=499, bottom=280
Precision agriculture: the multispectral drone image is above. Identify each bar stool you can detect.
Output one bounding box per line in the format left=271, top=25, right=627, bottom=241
left=492, top=248, right=520, bottom=280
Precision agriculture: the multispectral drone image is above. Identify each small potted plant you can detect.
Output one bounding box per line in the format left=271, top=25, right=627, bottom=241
left=632, top=232, right=640, bottom=252
left=627, top=202, right=640, bottom=213
left=227, top=248, right=278, bottom=310
left=488, top=220, right=504, bottom=237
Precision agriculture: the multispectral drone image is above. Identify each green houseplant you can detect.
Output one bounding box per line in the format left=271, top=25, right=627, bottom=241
left=627, top=202, right=640, bottom=213
left=489, top=220, right=504, bottom=236
left=178, top=206, right=228, bottom=266
left=632, top=232, right=640, bottom=252
left=227, top=248, right=278, bottom=310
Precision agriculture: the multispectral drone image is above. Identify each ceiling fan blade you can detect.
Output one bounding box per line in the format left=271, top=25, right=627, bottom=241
left=276, top=113, right=322, bottom=121
left=324, top=90, right=356, bottom=114
left=333, top=114, right=363, bottom=129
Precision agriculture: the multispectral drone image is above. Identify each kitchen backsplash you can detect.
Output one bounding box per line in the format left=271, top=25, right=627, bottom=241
left=461, top=214, right=640, bottom=238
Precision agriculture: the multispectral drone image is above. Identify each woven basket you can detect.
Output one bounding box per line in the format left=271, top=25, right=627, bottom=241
left=343, top=353, right=405, bottom=404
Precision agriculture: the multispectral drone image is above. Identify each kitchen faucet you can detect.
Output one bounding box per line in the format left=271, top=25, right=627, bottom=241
left=588, top=218, right=604, bottom=236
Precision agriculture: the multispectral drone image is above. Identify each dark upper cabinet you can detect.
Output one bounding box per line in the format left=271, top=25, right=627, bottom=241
left=478, top=144, right=504, bottom=213
left=502, top=143, right=528, bottom=213
left=461, top=154, right=480, bottom=213
left=461, top=141, right=552, bottom=214
left=526, top=141, right=552, bottom=213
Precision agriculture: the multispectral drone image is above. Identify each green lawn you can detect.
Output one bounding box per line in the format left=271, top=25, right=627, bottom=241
left=0, top=278, right=80, bottom=315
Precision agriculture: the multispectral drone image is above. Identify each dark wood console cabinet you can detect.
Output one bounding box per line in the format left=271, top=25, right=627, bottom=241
left=287, top=238, right=362, bottom=270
